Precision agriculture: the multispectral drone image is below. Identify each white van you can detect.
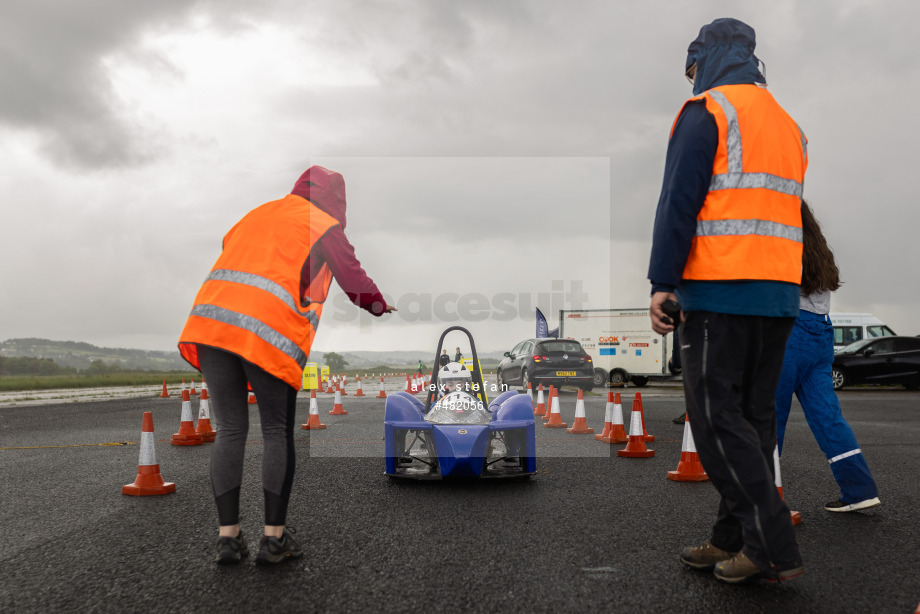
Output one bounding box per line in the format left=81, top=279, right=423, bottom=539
left=829, top=313, right=896, bottom=352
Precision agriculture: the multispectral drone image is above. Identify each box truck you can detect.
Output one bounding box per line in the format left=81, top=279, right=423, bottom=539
left=558, top=308, right=674, bottom=387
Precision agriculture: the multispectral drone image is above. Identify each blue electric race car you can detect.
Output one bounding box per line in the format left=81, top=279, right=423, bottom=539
left=384, top=326, right=537, bottom=479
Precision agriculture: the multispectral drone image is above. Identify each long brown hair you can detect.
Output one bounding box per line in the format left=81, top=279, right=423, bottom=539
left=800, top=200, right=841, bottom=295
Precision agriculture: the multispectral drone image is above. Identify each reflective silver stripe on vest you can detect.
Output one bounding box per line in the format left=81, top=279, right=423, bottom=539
left=191, top=304, right=308, bottom=368
left=206, top=269, right=319, bottom=329
left=709, top=172, right=803, bottom=197
left=796, top=122, right=808, bottom=160
left=708, top=90, right=742, bottom=173
left=696, top=219, right=803, bottom=242
left=706, top=90, right=804, bottom=197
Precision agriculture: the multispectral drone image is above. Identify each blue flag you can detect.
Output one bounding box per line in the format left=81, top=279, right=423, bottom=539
left=536, top=308, right=549, bottom=338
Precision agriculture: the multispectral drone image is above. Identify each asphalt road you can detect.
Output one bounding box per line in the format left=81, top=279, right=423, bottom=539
left=1, top=379, right=918, bottom=613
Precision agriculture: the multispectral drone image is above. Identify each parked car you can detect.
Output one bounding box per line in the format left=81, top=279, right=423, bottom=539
left=831, top=336, right=920, bottom=390
left=496, top=338, right=594, bottom=392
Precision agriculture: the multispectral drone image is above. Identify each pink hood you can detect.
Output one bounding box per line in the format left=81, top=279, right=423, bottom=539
left=291, top=165, right=347, bottom=228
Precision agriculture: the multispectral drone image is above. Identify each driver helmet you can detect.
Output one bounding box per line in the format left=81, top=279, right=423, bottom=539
left=439, top=362, right=472, bottom=394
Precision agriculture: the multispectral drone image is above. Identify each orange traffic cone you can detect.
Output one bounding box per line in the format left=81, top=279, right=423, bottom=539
left=123, top=411, right=176, bottom=495
left=543, top=386, right=555, bottom=421
left=355, top=376, right=366, bottom=397
left=544, top=388, right=568, bottom=428
left=617, top=396, right=655, bottom=457
left=534, top=384, right=546, bottom=417
left=526, top=382, right=535, bottom=409
left=595, top=391, right=614, bottom=440
left=774, top=446, right=802, bottom=526
left=172, top=390, right=203, bottom=446
left=325, top=376, right=335, bottom=393
left=667, top=413, right=707, bottom=481
left=159, top=380, right=170, bottom=398
left=179, top=379, right=187, bottom=396
left=599, top=392, right=628, bottom=444
left=329, top=388, right=347, bottom=415
left=567, top=389, right=594, bottom=434
left=376, top=377, right=387, bottom=399
left=195, top=388, right=217, bottom=442
left=404, top=374, right=412, bottom=393
left=636, top=392, right=655, bottom=442
left=301, top=390, right=327, bottom=430
left=189, top=378, right=198, bottom=396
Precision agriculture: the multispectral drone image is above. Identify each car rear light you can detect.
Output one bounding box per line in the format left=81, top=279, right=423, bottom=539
left=580, top=355, right=591, bottom=361
left=533, top=356, right=549, bottom=362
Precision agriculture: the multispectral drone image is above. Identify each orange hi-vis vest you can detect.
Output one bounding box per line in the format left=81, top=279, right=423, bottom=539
left=179, top=194, right=337, bottom=389
left=672, top=84, right=808, bottom=284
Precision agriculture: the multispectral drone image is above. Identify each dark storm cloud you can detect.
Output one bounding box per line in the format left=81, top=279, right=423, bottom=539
left=0, top=0, right=267, bottom=170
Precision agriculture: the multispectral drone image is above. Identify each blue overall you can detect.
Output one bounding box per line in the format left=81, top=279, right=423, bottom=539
left=775, top=309, right=879, bottom=504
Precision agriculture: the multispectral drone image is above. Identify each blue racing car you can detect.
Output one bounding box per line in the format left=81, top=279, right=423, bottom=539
left=384, top=326, right=537, bottom=479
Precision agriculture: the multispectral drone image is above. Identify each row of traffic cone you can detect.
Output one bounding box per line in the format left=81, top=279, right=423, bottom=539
left=159, top=378, right=206, bottom=398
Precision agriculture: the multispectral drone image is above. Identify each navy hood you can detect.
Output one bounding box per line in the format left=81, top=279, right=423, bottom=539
left=291, top=165, right=347, bottom=228
left=686, top=18, right=765, bottom=95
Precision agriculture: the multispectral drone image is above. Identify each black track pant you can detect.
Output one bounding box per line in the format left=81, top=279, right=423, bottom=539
left=196, top=345, right=298, bottom=527
left=680, top=311, right=802, bottom=572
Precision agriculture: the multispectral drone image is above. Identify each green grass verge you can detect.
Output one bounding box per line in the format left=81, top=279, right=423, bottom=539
left=0, top=372, right=200, bottom=392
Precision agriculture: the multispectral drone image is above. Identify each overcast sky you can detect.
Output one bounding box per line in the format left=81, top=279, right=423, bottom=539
left=1, top=0, right=917, bottom=356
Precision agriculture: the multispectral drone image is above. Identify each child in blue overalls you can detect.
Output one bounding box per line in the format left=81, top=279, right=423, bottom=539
left=775, top=202, right=880, bottom=512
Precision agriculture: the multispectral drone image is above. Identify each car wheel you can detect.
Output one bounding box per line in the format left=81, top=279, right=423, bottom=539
left=609, top=369, right=628, bottom=387
left=593, top=368, right=608, bottom=387
left=631, top=376, right=649, bottom=387
left=521, top=368, right=530, bottom=391
left=496, top=369, right=504, bottom=391
left=832, top=368, right=846, bottom=391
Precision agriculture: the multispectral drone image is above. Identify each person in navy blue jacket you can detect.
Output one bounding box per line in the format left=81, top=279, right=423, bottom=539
left=648, top=18, right=805, bottom=584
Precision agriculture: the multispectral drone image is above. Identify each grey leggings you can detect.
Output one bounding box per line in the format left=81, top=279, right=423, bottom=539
left=196, top=345, right=298, bottom=526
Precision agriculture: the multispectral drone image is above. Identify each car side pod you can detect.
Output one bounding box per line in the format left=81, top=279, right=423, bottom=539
left=491, top=394, right=537, bottom=474
left=384, top=393, right=427, bottom=475
left=617, top=396, right=654, bottom=458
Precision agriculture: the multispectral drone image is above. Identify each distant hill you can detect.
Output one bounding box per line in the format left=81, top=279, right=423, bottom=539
left=0, top=339, right=505, bottom=372
left=0, top=338, right=190, bottom=371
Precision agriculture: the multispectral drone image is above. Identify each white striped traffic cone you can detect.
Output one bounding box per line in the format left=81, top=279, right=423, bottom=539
left=123, top=412, right=176, bottom=495
left=355, top=376, right=366, bottom=397
left=566, top=389, right=594, bottom=434
left=376, top=377, right=387, bottom=399
left=172, top=390, right=203, bottom=445
left=544, top=389, right=568, bottom=428
left=534, top=384, right=546, bottom=417
left=617, top=396, right=654, bottom=457
left=667, top=413, right=707, bottom=481
left=302, top=390, right=327, bottom=429
left=598, top=392, right=627, bottom=444
left=329, top=388, right=347, bottom=415
left=774, top=446, right=802, bottom=526
left=195, top=387, right=216, bottom=442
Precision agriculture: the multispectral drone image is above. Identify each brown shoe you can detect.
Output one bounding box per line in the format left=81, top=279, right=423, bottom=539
left=680, top=541, right=737, bottom=570
left=713, top=552, right=764, bottom=583
left=715, top=551, right=805, bottom=583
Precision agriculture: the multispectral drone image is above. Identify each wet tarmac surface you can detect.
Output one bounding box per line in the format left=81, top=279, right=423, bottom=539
left=1, top=377, right=918, bottom=613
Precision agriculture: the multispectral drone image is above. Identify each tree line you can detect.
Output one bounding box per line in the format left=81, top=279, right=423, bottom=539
left=0, top=356, right=139, bottom=376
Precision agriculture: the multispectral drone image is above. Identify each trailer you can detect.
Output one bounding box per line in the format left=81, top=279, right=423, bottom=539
left=558, top=308, right=675, bottom=387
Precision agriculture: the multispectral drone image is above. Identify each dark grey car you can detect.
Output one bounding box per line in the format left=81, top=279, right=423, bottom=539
left=832, top=336, right=920, bottom=390
left=496, top=338, right=594, bottom=392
